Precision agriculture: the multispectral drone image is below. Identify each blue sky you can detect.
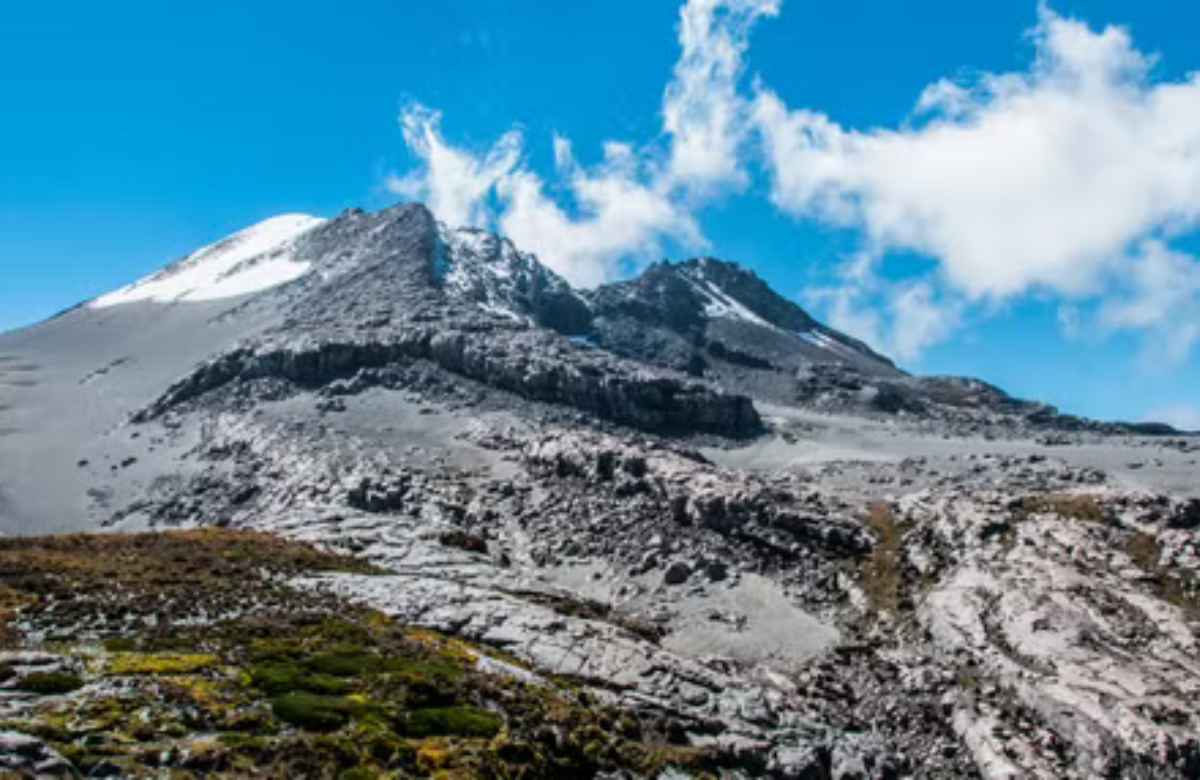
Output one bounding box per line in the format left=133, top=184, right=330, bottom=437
left=2, top=0, right=1199, bottom=428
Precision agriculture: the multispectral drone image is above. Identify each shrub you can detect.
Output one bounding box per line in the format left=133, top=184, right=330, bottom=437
left=271, top=692, right=351, bottom=731
left=19, top=670, right=84, bottom=695
left=307, top=648, right=382, bottom=677
left=396, top=706, right=502, bottom=738
left=102, top=636, right=138, bottom=653
left=250, top=661, right=353, bottom=696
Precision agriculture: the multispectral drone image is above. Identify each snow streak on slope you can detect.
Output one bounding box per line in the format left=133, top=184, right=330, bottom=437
left=681, top=265, right=773, bottom=328
left=439, top=226, right=574, bottom=323
left=92, top=215, right=325, bottom=308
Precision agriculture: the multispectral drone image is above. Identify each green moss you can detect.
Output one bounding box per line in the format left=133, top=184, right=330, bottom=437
left=101, top=636, right=137, bottom=653
left=218, top=733, right=271, bottom=750
left=18, top=670, right=84, bottom=695
left=0, top=663, right=13, bottom=682
left=384, top=656, right=462, bottom=681
left=339, top=769, right=382, bottom=780
left=249, top=661, right=354, bottom=696
left=308, top=648, right=383, bottom=677
left=141, top=635, right=198, bottom=654
left=271, top=692, right=353, bottom=731
left=396, top=705, right=503, bottom=738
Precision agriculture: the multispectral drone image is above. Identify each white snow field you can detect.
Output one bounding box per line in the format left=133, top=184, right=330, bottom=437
left=91, top=214, right=325, bottom=307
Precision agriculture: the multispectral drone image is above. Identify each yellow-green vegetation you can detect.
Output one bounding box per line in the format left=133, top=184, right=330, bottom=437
left=107, top=652, right=220, bottom=676
left=1125, top=531, right=1200, bottom=620
left=1017, top=493, right=1110, bottom=525
left=0, top=530, right=722, bottom=778
left=858, top=501, right=909, bottom=616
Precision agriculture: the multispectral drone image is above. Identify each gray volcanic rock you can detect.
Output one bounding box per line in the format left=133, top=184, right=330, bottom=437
left=585, top=258, right=896, bottom=385
left=1, top=201, right=1198, bottom=779
left=132, top=204, right=762, bottom=439
left=438, top=226, right=593, bottom=335
left=141, top=327, right=761, bottom=439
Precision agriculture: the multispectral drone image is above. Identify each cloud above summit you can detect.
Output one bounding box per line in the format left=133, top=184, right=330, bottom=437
left=389, top=0, right=775, bottom=287
left=392, top=0, right=1200, bottom=365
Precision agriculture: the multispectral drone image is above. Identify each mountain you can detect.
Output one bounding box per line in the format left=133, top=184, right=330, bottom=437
left=0, top=203, right=1198, bottom=779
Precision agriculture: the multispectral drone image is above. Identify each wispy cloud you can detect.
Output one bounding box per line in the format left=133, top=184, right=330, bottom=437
left=663, top=0, right=779, bottom=193
left=386, top=105, right=521, bottom=231
left=391, top=1, right=1200, bottom=367
left=804, top=252, right=962, bottom=362
left=389, top=0, right=772, bottom=287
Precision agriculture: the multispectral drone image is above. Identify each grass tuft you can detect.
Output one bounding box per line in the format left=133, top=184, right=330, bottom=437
left=858, top=502, right=907, bottom=616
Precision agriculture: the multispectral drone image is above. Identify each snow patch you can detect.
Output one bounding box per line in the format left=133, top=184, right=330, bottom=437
left=91, top=214, right=324, bottom=308
left=682, top=270, right=772, bottom=328
left=439, top=225, right=559, bottom=322
left=799, top=329, right=860, bottom=361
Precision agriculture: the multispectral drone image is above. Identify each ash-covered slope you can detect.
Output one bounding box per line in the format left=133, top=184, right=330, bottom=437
left=1, top=203, right=1199, bottom=779
left=0, top=203, right=761, bottom=534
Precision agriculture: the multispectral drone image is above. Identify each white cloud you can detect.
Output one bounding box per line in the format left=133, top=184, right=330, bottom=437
left=495, top=139, right=702, bottom=287
left=1099, top=240, right=1200, bottom=365
left=390, top=107, right=701, bottom=287
left=754, top=5, right=1200, bottom=359
left=805, top=253, right=961, bottom=362
left=389, top=0, right=772, bottom=287
left=1142, top=405, right=1200, bottom=432
left=663, top=0, right=779, bottom=192
left=387, top=105, right=520, bottom=230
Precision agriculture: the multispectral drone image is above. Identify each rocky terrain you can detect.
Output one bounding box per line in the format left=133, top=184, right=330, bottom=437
left=0, top=202, right=1197, bottom=778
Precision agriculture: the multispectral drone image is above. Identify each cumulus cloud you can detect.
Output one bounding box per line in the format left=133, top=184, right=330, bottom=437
left=755, top=7, right=1200, bottom=299
left=754, top=5, right=1200, bottom=360
left=389, top=0, right=771, bottom=287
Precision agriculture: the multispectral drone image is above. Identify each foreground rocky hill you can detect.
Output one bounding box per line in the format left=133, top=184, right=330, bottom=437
left=0, top=203, right=1197, bottom=778
left=0, top=530, right=717, bottom=778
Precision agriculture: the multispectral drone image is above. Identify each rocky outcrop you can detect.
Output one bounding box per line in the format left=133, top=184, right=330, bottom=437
left=0, top=731, right=75, bottom=777
left=140, top=327, right=762, bottom=439
left=438, top=226, right=593, bottom=335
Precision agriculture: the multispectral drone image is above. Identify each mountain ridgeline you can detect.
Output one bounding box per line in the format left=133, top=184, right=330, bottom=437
left=89, top=203, right=1172, bottom=439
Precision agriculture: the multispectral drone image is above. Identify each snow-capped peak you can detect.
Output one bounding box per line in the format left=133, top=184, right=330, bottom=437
left=91, top=214, right=325, bottom=308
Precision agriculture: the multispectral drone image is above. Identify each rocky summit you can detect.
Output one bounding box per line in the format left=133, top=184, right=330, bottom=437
left=0, top=203, right=1197, bottom=779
